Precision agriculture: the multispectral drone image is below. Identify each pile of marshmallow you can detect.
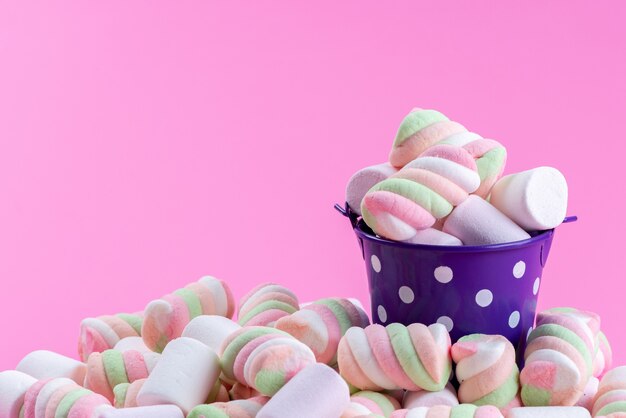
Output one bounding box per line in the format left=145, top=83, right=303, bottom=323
left=1, top=276, right=624, bottom=418
left=345, top=108, right=569, bottom=245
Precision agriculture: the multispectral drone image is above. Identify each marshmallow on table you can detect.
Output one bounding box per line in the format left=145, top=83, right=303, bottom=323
left=390, top=405, right=503, bottom=418
left=443, top=195, right=531, bottom=245
left=362, top=144, right=480, bottom=241
left=237, top=283, right=299, bottom=327
left=489, top=167, right=568, bottom=231
left=337, top=323, right=452, bottom=392
left=388, top=109, right=467, bottom=168
left=592, top=366, right=626, bottom=417
left=275, top=297, right=370, bottom=365
left=346, top=163, right=399, bottom=215
left=403, top=383, right=459, bottom=409
left=0, top=370, right=37, bottom=418
left=452, top=334, right=520, bottom=411
left=84, top=349, right=160, bottom=402
left=506, top=406, right=591, bottom=418
left=78, top=313, right=143, bottom=362
left=521, top=307, right=600, bottom=406
left=256, top=363, right=350, bottom=418
left=187, top=397, right=269, bottom=418
left=142, top=276, right=235, bottom=353
left=182, top=315, right=241, bottom=352
left=93, top=405, right=184, bottom=418
left=137, top=337, right=220, bottom=414
left=402, top=228, right=463, bottom=246
left=349, top=391, right=401, bottom=418
left=219, top=326, right=316, bottom=396
left=16, top=350, right=86, bottom=385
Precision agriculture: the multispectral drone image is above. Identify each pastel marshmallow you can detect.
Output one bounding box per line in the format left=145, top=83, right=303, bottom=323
left=390, top=405, right=503, bottom=418
left=22, top=377, right=74, bottom=418
left=275, top=297, right=370, bottom=365
left=187, top=397, right=269, bottom=418
left=349, top=391, right=401, bottom=417
left=113, top=337, right=151, bottom=355
left=389, top=109, right=466, bottom=168
left=489, top=167, right=568, bottom=231
left=182, top=315, right=241, bottom=352
left=141, top=276, right=235, bottom=352
left=506, top=406, right=591, bottom=418
left=256, top=363, right=350, bottom=418
left=84, top=349, right=160, bottom=402
left=403, top=383, right=459, bottom=409
left=337, top=323, right=452, bottom=392
left=443, top=196, right=531, bottom=245
left=346, top=163, right=399, bottom=215
left=575, top=376, right=598, bottom=411
left=16, top=351, right=86, bottom=385
left=238, top=283, right=299, bottom=327
left=137, top=337, right=220, bottom=414
left=0, top=370, right=37, bottom=418
left=452, top=334, right=520, bottom=410
left=593, top=331, right=613, bottom=378
left=78, top=313, right=143, bottom=362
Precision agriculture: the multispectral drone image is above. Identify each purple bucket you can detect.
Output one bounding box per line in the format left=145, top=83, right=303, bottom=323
left=336, top=203, right=576, bottom=360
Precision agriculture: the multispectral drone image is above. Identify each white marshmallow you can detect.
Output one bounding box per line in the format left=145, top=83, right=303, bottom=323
left=345, top=163, right=398, bottom=215
left=443, top=196, right=531, bottom=245
left=489, top=167, right=568, bottom=231
left=506, top=406, right=591, bottom=418
left=181, top=315, right=241, bottom=352
left=405, top=156, right=481, bottom=193
left=403, top=383, right=459, bottom=408
left=257, top=363, right=350, bottom=418
left=136, top=337, right=220, bottom=414
left=114, top=337, right=152, bottom=354
left=16, top=350, right=86, bottom=385
left=0, top=370, right=37, bottom=418
left=403, top=228, right=463, bottom=246
left=93, top=405, right=184, bottom=418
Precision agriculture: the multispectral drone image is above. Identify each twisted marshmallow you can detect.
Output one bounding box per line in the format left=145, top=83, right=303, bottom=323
left=389, top=109, right=467, bottom=168
left=187, top=396, right=269, bottom=418
left=592, top=366, right=626, bottom=417
left=142, top=276, right=235, bottom=352
left=84, top=349, right=159, bottom=402
left=362, top=144, right=480, bottom=241
left=78, top=313, right=143, bottom=362
left=521, top=307, right=600, bottom=406
left=237, top=283, right=299, bottom=327
left=337, top=323, right=452, bottom=392
left=275, top=297, right=370, bottom=365
left=22, top=378, right=110, bottom=418
left=346, top=391, right=401, bottom=418
left=451, top=334, right=520, bottom=410
left=219, top=326, right=316, bottom=396
left=112, top=379, right=145, bottom=408
left=594, top=331, right=613, bottom=378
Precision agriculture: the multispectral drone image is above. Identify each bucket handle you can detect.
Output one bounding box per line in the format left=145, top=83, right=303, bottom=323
left=334, top=202, right=359, bottom=229
left=563, top=215, right=578, bottom=224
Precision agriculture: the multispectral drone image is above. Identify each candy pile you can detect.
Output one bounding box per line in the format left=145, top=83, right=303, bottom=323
left=0, top=275, right=623, bottom=418
left=345, top=108, right=569, bottom=245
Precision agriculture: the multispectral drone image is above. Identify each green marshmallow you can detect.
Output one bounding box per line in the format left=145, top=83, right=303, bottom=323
left=394, top=110, right=449, bottom=146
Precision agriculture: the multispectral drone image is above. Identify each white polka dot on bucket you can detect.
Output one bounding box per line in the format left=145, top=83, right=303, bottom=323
left=513, top=261, right=526, bottom=279
left=434, top=266, right=453, bottom=284
left=377, top=305, right=387, bottom=323
left=398, top=286, right=414, bottom=304
left=371, top=255, right=381, bottom=273
left=509, top=311, right=520, bottom=328
left=437, top=316, right=454, bottom=332
left=475, top=289, right=493, bottom=308
left=533, top=277, right=540, bottom=295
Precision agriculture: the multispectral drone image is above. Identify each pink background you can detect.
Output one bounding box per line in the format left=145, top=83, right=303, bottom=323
left=1, top=2, right=625, bottom=370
